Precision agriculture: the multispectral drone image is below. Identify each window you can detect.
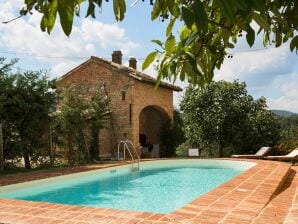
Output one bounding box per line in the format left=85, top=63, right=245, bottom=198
left=129, top=104, right=132, bottom=124
left=121, top=91, right=126, bottom=100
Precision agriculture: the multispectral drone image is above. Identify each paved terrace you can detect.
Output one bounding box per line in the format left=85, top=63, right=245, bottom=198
left=0, top=159, right=297, bottom=224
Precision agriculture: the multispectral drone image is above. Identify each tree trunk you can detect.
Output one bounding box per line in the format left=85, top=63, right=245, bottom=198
left=49, top=125, right=54, bottom=166
left=23, top=149, right=31, bottom=169
left=0, top=122, right=4, bottom=171
left=90, top=125, right=100, bottom=161
left=219, top=144, right=224, bottom=158
left=68, top=136, right=73, bottom=165
left=81, top=130, right=90, bottom=163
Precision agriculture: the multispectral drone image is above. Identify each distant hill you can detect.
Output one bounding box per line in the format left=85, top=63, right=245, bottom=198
left=270, top=109, right=297, bottom=117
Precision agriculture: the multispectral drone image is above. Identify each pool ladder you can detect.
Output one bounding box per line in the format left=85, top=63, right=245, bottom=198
left=117, top=140, right=140, bottom=171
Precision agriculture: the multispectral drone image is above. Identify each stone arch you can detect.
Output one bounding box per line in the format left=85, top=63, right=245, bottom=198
left=138, top=105, right=170, bottom=158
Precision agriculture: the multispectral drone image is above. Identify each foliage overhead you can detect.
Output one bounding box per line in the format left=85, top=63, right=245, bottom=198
left=180, top=80, right=280, bottom=157
left=18, top=0, right=298, bottom=87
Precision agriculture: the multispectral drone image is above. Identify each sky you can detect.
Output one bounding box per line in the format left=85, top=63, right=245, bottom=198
left=0, top=0, right=298, bottom=112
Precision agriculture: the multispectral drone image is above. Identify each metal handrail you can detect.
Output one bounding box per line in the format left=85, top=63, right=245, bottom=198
left=117, top=140, right=140, bottom=171
left=124, top=140, right=140, bottom=161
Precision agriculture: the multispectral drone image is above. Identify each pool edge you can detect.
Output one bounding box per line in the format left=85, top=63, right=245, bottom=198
left=0, top=159, right=292, bottom=224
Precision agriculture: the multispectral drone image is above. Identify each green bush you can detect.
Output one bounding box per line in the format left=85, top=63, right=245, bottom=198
left=160, top=110, right=185, bottom=157
left=176, top=141, right=191, bottom=157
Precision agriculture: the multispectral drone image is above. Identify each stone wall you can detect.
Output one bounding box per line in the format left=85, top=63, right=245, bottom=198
left=132, top=80, right=173, bottom=154
left=139, top=107, right=165, bottom=146
left=57, top=57, right=174, bottom=158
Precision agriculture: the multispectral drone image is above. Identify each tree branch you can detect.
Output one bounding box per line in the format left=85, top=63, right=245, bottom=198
left=208, top=19, right=232, bottom=30
left=2, top=15, right=23, bottom=24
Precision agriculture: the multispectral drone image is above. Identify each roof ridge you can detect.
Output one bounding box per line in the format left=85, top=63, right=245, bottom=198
left=59, top=55, right=182, bottom=91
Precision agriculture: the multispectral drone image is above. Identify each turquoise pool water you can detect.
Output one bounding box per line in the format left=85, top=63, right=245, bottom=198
left=0, top=160, right=254, bottom=213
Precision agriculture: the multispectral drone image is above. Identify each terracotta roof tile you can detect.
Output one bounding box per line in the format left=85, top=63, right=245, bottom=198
left=58, top=56, right=182, bottom=91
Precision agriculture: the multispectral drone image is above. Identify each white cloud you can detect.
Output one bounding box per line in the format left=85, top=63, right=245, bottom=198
left=51, top=61, right=81, bottom=76
left=213, top=36, right=298, bottom=112
left=80, top=19, right=140, bottom=54
left=214, top=46, right=293, bottom=86
left=267, top=72, right=298, bottom=112
left=81, top=20, right=124, bottom=43
left=280, top=73, right=298, bottom=98
left=268, top=96, right=298, bottom=113
left=0, top=0, right=23, bottom=19
left=0, top=1, right=140, bottom=75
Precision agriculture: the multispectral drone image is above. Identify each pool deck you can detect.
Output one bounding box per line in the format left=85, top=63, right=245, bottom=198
left=0, top=159, right=297, bottom=224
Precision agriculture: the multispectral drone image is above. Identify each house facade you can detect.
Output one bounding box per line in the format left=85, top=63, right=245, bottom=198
left=57, top=50, right=182, bottom=158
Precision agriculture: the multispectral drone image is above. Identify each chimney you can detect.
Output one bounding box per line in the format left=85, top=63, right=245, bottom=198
left=112, top=50, right=122, bottom=64
left=128, top=57, right=137, bottom=69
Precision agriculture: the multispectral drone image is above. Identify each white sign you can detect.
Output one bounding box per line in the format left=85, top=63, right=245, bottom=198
left=188, top=148, right=199, bottom=157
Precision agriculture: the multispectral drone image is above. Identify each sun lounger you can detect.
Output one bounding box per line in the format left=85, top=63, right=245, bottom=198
left=264, top=148, right=298, bottom=164
left=231, top=147, right=272, bottom=159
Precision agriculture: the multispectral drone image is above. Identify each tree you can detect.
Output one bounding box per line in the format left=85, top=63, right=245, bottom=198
left=276, top=114, right=298, bottom=152
left=0, top=58, right=18, bottom=76
left=236, top=98, right=281, bottom=154
left=160, top=109, right=185, bottom=157
left=89, top=90, right=111, bottom=161
left=53, top=85, right=110, bottom=165
left=0, top=58, right=17, bottom=171
left=55, top=86, right=91, bottom=164
left=180, top=80, right=280, bottom=157
left=14, top=0, right=298, bottom=87
left=0, top=122, right=3, bottom=171
left=0, top=67, right=56, bottom=169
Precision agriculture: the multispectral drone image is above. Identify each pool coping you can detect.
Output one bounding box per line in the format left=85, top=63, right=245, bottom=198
left=0, top=159, right=292, bottom=224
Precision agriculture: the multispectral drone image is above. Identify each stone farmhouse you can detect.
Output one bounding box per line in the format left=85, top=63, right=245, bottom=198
left=57, top=50, right=182, bottom=159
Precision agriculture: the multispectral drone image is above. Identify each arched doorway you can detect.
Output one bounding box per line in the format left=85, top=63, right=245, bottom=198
left=139, top=105, right=169, bottom=158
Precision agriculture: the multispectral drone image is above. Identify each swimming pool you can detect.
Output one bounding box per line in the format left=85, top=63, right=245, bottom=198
left=0, top=160, right=255, bottom=214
